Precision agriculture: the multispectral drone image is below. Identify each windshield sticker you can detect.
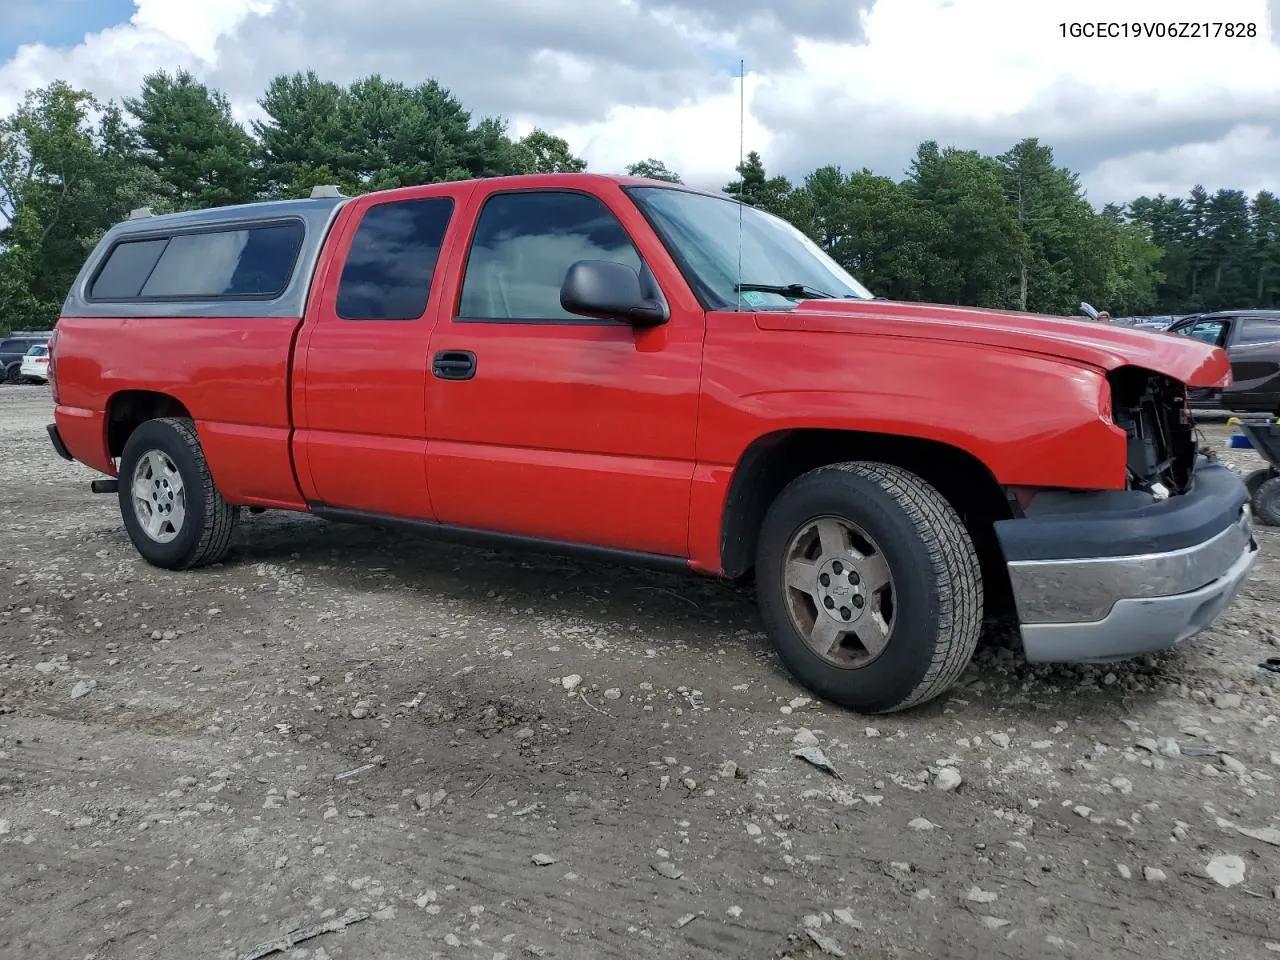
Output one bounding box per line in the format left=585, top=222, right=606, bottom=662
left=740, top=290, right=769, bottom=307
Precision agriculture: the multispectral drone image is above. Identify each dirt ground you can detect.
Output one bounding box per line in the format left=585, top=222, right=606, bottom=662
left=3, top=383, right=1280, bottom=960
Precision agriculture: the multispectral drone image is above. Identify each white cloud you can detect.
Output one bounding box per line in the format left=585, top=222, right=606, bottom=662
left=1, top=0, right=1278, bottom=203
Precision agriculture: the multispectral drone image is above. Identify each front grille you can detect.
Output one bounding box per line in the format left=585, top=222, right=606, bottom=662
left=1108, top=367, right=1197, bottom=495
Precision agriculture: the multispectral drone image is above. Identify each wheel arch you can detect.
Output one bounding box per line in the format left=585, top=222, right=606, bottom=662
left=106, top=390, right=194, bottom=459
left=719, top=427, right=1015, bottom=612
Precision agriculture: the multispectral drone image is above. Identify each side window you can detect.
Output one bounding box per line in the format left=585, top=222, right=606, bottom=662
left=1235, top=318, right=1280, bottom=345
left=336, top=197, right=455, bottom=321
left=89, top=238, right=168, bottom=299
left=89, top=223, right=304, bottom=300
left=1182, top=320, right=1227, bottom=345
left=457, top=190, right=642, bottom=322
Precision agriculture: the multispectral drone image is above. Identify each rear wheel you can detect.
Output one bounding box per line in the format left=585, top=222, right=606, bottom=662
left=754, top=461, right=983, bottom=714
left=118, top=417, right=237, bottom=569
left=4, top=364, right=20, bottom=384
left=1244, top=467, right=1276, bottom=499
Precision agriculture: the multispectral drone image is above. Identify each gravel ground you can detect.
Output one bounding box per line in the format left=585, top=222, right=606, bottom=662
left=3, top=383, right=1280, bottom=960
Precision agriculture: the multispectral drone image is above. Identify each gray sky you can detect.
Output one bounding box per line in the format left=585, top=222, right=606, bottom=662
left=2, top=0, right=1278, bottom=205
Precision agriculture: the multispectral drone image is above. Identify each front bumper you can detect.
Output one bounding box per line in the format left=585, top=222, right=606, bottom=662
left=995, top=459, right=1259, bottom=662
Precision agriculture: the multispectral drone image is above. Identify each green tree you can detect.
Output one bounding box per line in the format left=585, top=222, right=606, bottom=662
left=253, top=71, right=354, bottom=198
left=625, top=158, right=682, bottom=183
left=905, top=141, right=1025, bottom=308
left=1250, top=191, right=1280, bottom=307
left=123, top=69, right=257, bottom=209
left=515, top=128, right=586, bottom=173
left=724, top=150, right=792, bottom=216
left=0, top=82, right=165, bottom=332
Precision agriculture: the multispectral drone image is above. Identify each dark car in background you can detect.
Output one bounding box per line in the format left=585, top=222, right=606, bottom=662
left=1, top=333, right=52, bottom=383
left=1167, top=310, right=1280, bottom=413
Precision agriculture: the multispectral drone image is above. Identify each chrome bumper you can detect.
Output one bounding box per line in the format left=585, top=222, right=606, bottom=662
left=996, top=461, right=1259, bottom=663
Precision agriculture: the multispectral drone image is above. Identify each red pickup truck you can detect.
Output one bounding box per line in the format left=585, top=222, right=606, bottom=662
left=46, top=173, right=1258, bottom=714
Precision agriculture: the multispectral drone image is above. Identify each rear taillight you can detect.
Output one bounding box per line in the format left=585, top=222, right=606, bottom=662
left=47, top=331, right=59, bottom=403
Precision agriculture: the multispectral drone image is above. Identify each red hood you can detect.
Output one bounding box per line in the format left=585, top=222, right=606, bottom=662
left=755, top=299, right=1230, bottom=388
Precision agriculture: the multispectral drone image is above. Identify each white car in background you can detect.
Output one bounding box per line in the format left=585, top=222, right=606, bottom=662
left=19, top=343, right=50, bottom=383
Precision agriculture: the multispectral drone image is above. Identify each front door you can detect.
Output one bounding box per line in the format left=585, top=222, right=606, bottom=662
left=424, top=184, right=704, bottom=558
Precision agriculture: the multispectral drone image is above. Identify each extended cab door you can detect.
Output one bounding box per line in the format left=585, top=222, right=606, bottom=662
left=423, top=182, right=706, bottom=558
left=292, top=187, right=470, bottom=517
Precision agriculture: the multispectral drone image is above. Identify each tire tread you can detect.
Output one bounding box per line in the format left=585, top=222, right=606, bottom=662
left=148, top=417, right=236, bottom=569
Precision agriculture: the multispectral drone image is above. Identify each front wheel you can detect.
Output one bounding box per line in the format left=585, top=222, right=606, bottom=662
left=117, top=417, right=237, bottom=569
left=755, top=462, right=983, bottom=714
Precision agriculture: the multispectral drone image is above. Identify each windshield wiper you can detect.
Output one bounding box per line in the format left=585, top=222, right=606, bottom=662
left=735, top=282, right=837, bottom=300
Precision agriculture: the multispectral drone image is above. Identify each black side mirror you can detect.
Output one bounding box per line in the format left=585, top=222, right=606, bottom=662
left=560, top=259, right=668, bottom=327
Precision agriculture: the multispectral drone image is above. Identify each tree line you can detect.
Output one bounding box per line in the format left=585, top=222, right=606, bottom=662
left=1, top=69, right=1276, bottom=334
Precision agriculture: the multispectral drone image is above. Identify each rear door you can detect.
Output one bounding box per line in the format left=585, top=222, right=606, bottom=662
left=1223, top=317, right=1280, bottom=412
left=292, top=187, right=470, bottom=518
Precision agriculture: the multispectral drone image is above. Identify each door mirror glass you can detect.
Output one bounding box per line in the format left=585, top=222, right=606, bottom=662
left=560, top=259, right=668, bottom=327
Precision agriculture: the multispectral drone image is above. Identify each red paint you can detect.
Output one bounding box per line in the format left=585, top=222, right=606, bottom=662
left=51, top=173, right=1233, bottom=577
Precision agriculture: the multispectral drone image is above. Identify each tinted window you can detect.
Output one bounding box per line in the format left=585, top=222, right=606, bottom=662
left=90, top=238, right=168, bottom=299
left=336, top=198, right=454, bottom=321
left=26, top=345, right=48, bottom=357
left=89, top=223, right=303, bottom=300
left=141, top=223, right=303, bottom=298
left=1236, top=318, right=1280, bottom=345
left=1177, top=319, right=1227, bottom=345
left=458, top=191, right=641, bottom=321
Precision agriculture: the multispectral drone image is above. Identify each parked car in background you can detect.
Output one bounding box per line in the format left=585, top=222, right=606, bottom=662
left=1, top=333, right=52, bottom=383
left=19, top=343, right=50, bottom=382
left=1166, top=310, right=1280, bottom=413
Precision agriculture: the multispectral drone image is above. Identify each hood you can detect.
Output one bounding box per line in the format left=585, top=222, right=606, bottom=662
left=755, top=299, right=1229, bottom=388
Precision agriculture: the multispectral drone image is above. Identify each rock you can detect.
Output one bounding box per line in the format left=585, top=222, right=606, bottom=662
left=1157, top=737, right=1181, bottom=757
left=1116, top=864, right=1132, bottom=879
left=979, top=917, right=1011, bottom=930
left=989, top=733, right=1011, bottom=749
left=1214, top=693, right=1242, bottom=709
left=1221, top=754, right=1248, bottom=775
left=561, top=675, right=582, bottom=691
left=966, top=886, right=997, bottom=904
left=833, top=909, right=862, bottom=929
left=652, top=861, right=684, bottom=880
left=350, top=701, right=370, bottom=719
left=864, top=727, right=881, bottom=738
left=1073, top=805, right=1093, bottom=818
left=1205, top=854, right=1246, bottom=887
left=69, top=680, right=94, bottom=700
left=806, top=930, right=846, bottom=957
left=1143, top=867, right=1167, bottom=883
left=514, top=728, right=534, bottom=741
left=531, top=853, right=557, bottom=866
left=603, top=688, right=622, bottom=701
left=907, top=818, right=936, bottom=831
left=727, top=905, right=743, bottom=919
left=718, top=761, right=740, bottom=780
left=793, top=746, right=841, bottom=779
left=934, top=768, right=962, bottom=792
left=415, top=891, right=438, bottom=907
left=792, top=728, right=820, bottom=748
left=802, top=915, right=823, bottom=929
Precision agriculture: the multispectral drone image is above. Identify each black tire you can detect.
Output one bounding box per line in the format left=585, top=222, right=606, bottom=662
left=4, top=364, right=20, bottom=384
left=1254, top=476, right=1280, bottom=527
left=1245, top=467, right=1276, bottom=499
left=117, top=417, right=237, bottom=569
left=755, top=461, right=983, bottom=714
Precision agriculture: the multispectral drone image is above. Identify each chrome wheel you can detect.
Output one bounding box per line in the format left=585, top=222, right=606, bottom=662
left=782, top=515, right=896, bottom=669
left=131, top=449, right=186, bottom=544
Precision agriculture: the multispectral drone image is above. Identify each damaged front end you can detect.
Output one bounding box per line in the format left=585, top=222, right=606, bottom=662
left=1107, top=365, right=1201, bottom=499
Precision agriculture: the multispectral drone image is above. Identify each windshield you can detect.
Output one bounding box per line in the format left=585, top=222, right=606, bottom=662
left=625, top=186, right=874, bottom=310
left=26, top=345, right=48, bottom=357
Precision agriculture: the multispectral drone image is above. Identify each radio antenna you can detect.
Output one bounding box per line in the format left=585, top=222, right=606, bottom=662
left=736, top=57, right=745, bottom=312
